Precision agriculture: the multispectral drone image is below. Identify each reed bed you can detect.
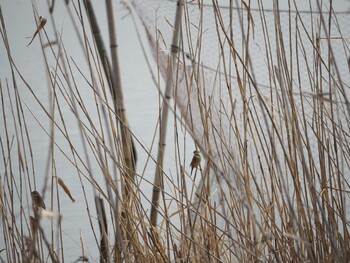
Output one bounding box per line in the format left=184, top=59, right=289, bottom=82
left=0, top=0, right=349, bottom=262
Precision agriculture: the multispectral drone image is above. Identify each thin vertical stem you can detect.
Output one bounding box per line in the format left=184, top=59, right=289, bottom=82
left=150, top=0, right=184, bottom=227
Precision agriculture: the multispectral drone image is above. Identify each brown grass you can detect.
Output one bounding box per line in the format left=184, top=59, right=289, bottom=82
left=0, top=0, right=349, bottom=262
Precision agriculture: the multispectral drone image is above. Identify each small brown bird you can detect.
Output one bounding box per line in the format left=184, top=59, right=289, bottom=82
left=190, top=150, right=201, bottom=175
left=31, top=191, right=46, bottom=210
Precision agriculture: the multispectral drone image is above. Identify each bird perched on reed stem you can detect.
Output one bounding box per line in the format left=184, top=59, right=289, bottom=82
left=190, top=150, right=201, bottom=175
left=31, top=191, right=46, bottom=210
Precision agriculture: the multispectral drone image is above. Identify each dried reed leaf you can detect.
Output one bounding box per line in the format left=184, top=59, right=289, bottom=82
left=56, top=177, right=75, bottom=203
left=26, top=16, right=47, bottom=47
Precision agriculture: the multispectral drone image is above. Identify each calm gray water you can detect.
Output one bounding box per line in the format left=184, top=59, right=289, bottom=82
left=1, top=0, right=349, bottom=261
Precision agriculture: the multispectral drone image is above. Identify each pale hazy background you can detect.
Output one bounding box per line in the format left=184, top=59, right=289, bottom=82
left=0, top=0, right=349, bottom=261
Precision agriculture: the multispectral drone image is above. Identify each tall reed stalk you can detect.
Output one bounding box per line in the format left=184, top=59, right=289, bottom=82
left=149, top=0, right=184, bottom=227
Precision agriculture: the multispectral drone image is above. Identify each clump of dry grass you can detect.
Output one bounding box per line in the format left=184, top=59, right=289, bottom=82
left=1, top=0, right=349, bottom=262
